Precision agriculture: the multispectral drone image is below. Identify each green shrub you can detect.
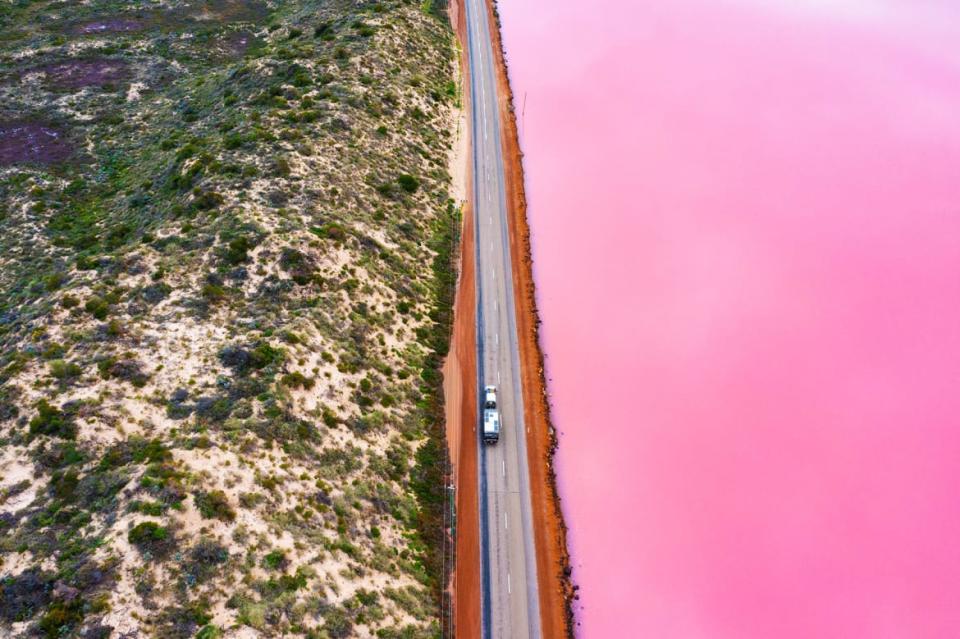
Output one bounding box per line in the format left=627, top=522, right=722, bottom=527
left=397, top=174, right=420, bottom=193
left=202, top=283, right=227, bottom=302
left=273, top=157, right=291, bottom=177
left=44, top=273, right=66, bottom=291
left=128, top=521, right=172, bottom=554
left=262, top=549, right=287, bottom=570
left=85, top=296, right=110, bottom=320
left=280, top=372, right=315, bottom=390
left=37, top=600, right=83, bottom=639
left=40, top=342, right=67, bottom=359
left=194, top=490, right=236, bottom=521
left=309, top=223, right=347, bottom=242
left=223, top=237, right=252, bottom=265
left=223, top=132, right=250, bottom=150
left=50, top=469, right=79, bottom=501
left=196, top=625, right=221, bottom=639
left=101, top=359, right=149, bottom=387
left=105, top=319, right=124, bottom=337
left=321, top=407, right=339, bottom=428
left=280, top=330, right=301, bottom=344
left=193, top=190, right=225, bottom=211
left=49, top=359, right=82, bottom=380
left=322, top=606, right=353, bottom=638
left=251, top=342, right=284, bottom=369
left=129, top=500, right=167, bottom=516
left=29, top=400, right=76, bottom=440
left=187, top=539, right=229, bottom=584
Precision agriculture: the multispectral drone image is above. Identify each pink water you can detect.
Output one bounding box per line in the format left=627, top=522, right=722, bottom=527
left=495, top=1, right=960, bottom=636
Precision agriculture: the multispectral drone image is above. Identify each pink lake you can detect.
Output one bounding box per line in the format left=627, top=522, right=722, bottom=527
left=495, top=0, right=960, bottom=636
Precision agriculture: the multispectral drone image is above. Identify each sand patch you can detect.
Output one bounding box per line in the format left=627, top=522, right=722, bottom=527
left=0, top=446, right=37, bottom=516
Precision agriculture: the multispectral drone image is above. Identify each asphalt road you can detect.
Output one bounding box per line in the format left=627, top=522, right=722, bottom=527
left=463, top=0, right=543, bottom=637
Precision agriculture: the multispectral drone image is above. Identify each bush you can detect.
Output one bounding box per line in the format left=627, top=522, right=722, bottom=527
left=37, top=600, right=83, bottom=639
left=195, top=396, right=233, bottom=422
left=142, top=282, right=172, bottom=305
left=187, top=539, right=229, bottom=583
left=262, top=549, right=287, bottom=571
left=106, top=359, right=149, bottom=387
left=223, top=237, right=252, bottom=265
left=105, top=318, right=124, bottom=337
left=85, top=296, right=110, bottom=320
left=29, top=400, right=76, bottom=440
left=279, top=248, right=315, bottom=285
left=128, top=521, right=172, bottom=555
left=0, top=569, right=53, bottom=622
left=219, top=342, right=283, bottom=375
left=223, top=132, right=249, bottom=150
left=309, top=223, right=347, bottom=242
left=397, top=174, right=419, bottom=193
left=194, top=490, right=236, bottom=521
left=49, top=359, right=82, bottom=380
left=196, top=626, right=221, bottom=639
left=321, top=406, right=338, bottom=428
left=280, top=372, right=315, bottom=390
left=273, top=157, right=291, bottom=177
left=192, top=190, right=224, bottom=211
left=323, top=607, right=353, bottom=639
left=130, top=500, right=167, bottom=516
left=44, top=273, right=66, bottom=291
left=251, top=342, right=284, bottom=369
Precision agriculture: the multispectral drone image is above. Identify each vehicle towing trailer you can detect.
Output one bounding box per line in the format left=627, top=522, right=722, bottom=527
left=482, top=385, right=500, bottom=444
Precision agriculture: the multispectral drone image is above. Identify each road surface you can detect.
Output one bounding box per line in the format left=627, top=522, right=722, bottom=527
left=463, top=0, right=542, bottom=637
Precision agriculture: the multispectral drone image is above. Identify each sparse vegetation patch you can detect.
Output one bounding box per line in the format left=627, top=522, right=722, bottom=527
left=0, top=0, right=459, bottom=635
left=33, top=58, right=132, bottom=90
left=0, top=121, right=73, bottom=166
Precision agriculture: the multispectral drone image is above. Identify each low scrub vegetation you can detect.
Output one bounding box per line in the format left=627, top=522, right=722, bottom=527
left=0, top=0, right=458, bottom=636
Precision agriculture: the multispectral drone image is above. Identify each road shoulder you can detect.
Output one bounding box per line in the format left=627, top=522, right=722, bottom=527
left=446, top=0, right=482, bottom=637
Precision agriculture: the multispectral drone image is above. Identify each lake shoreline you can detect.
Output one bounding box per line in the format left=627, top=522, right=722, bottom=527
left=484, top=0, right=576, bottom=635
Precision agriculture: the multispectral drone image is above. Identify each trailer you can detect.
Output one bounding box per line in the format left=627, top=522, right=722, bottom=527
left=483, top=408, right=501, bottom=444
